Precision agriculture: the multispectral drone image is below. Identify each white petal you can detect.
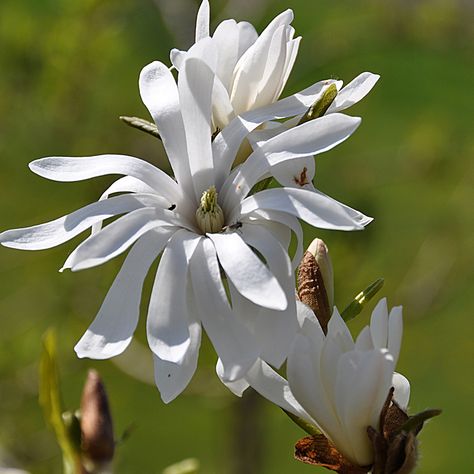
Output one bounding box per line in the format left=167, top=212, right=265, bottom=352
left=388, top=305, right=403, bottom=366
left=195, top=0, right=210, bottom=41
left=154, top=320, right=202, bottom=403
left=91, top=177, right=163, bottom=235
left=147, top=230, right=201, bottom=363
left=179, top=56, right=215, bottom=199
left=327, top=308, right=354, bottom=348
left=243, top=209, right=303, bottom=270
left=170, top=48, right=186, bottom=70
left=271, top=156, right=315, bottom=189
left=30, top=154, right=180, bottom=203
left=275, top=36, right=301, bottom=99
left=252, top=25, right=288, bottom=109
left=190, top=238, right=258, bottom=381
left=392, top=372, right=410, bottom=409
left=216, top=359, right=250, bottom=397
left=211, top=76, right=235, bottom=131
left=212, top=79, right=339, bottom=187
left=287, top=334, right=337, bottom=432
left=208, top=232, right=287, bottom=311
left=0, top=194, right=161, bottom=251
left=354, top=326, right=374, bottom=351
left=295, top=300, right=326, bottom=340
left=312, top=188, right=373, bottom=227
left=231, top=10, right=293, bottom=114
left=238, top=188, right=366, bottom=231
left=139, top=62, right=193, bottom=195
left=236, top=21, right=258, bottom=58
left=337, top=349, right=394, bottom=466
left=213, top=19, right=240, bottom=91
left=246, top=358, right=314, bottom=423
left=74, top=229, right=169, bottom=359
left=62, top=207, right=179, bottom=271
left=222, top=113, right=362, bottom=207
left=370, top=297, right=389, bottom=349
left=240, top=223, right=298, bottom=367
left=327, top=72, right=380, bottom=114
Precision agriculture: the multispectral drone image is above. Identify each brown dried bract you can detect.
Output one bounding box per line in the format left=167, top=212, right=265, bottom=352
left=297, top=251, right=331, bottom=332
left=294, top=435, right=370, bottom=474
left=368, top=387, right=441, bottom=474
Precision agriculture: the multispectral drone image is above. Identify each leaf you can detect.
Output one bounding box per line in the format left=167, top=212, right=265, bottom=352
left=39, top=329, right=81, bottom=474
left=341, top=278, right=384, bottom=322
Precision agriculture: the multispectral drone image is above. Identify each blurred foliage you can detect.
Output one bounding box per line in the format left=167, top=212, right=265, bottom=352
left=0, top=0, right=473, bottom=473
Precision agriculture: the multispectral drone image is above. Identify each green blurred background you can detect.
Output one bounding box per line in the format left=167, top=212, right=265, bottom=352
left=0, top=0, right=473, bottom=472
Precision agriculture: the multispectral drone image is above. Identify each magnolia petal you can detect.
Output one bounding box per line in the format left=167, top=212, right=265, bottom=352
left=370, top=297, right=389, bottom=349
left=211, top=76, right=235, bottom=131
left=154, top=320, right=202, bottom=403
left=170, top=48, right=186, bottom=70
left=147, top=230, right=201, bottom=363
left=244, top=209, right=303, bottom=270
left=337, top=349, right=395, bottom=466
left=240, top=223, right=297, bottom=367
left=236, top=21, right=258, bottom=58
left=213, top=19, right=241, bottom=92
left=354, top=326, right=374, bottom=351
left=222, top=113, right=362, bottom=207
left=271, top=156, right=315, bottom=190
left=179, top=56, right=215, bottom=200
left=238, top=188, right=366, bottom=231
left=276, top=36, right=301, bottom=99
left=190, top=238, right=258, bottom=381
left=252, top=25, right=288, bottom=109
left=327, top=72, right=380, bottom=114
left=388, top=305, right=403, bottom=366
left=208, top=232, right=287, bottom=311
left=327, top=308, right=354, bottom=348
left=91, top=177, right=163, bottom=235
left=392, top=372, right=410, bottom=409
left=139, top=62, right=193, bottom=195
left=0, top=194, right=161, bottom=251
left=29, top=154, right=180, bottom=203
left=216, top=359, right=250, bottom=397
left=74, top=229, right=169, bottom=359
left=195, top=0, right=210, bottom=41
left=62, top=207, right=178, bottom=271
left=246, top=358, right=314, bottom=422
left=231, top=10, right=293, bottom=114
left=212, top=79, right=338, bottom=186
left=287, top=334, right=337, bottom=431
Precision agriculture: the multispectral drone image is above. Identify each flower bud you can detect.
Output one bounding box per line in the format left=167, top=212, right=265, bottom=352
left=195, top=186, right=225, bottom=234
left=80, top=370, right=115, bottom=470
left=298, top=83, right=338, bottom=125
left=297, top=238, right=334, bottom=332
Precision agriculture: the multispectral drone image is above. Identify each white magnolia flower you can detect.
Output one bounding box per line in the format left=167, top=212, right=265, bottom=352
left=171, top=0, right=379, bottom=136
left=0, top=56, right=371, bottom=403
left=170, top=1, right=380, bottom=191
left=222, top=298, right=410, bottom=467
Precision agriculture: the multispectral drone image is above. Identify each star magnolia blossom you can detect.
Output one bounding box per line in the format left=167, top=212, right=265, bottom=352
left=0, top=56, right=371, bottom=403
left=170, top=1, right=380, bottom=186
left=221, top=298, right=410, bottom=467
left=172, top=1, right=379, bottom=134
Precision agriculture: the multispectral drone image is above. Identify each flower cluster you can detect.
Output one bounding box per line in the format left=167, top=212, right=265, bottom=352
left=0, top=1, right=439, bottom=471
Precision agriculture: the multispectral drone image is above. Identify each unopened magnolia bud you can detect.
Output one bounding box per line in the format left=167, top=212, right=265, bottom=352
left=80, top=370, right=115, bottom=468
left=298, top=83, right=338, bottom=125
left=297, top=239, right=334, bottom=333
left=195, top=186, right=225, bottom=233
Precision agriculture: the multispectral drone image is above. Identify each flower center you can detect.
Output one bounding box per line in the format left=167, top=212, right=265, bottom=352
left=195, top=186, right=225, bottom=234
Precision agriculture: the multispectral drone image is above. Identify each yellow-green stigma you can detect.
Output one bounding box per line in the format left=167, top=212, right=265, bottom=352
left=195, top=186, right=225, bottom=234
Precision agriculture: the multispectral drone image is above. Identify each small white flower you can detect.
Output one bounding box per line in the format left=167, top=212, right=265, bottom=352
left=223, top=298, right=410, bottom=467
left=0, top=56, right=370, bottom=403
